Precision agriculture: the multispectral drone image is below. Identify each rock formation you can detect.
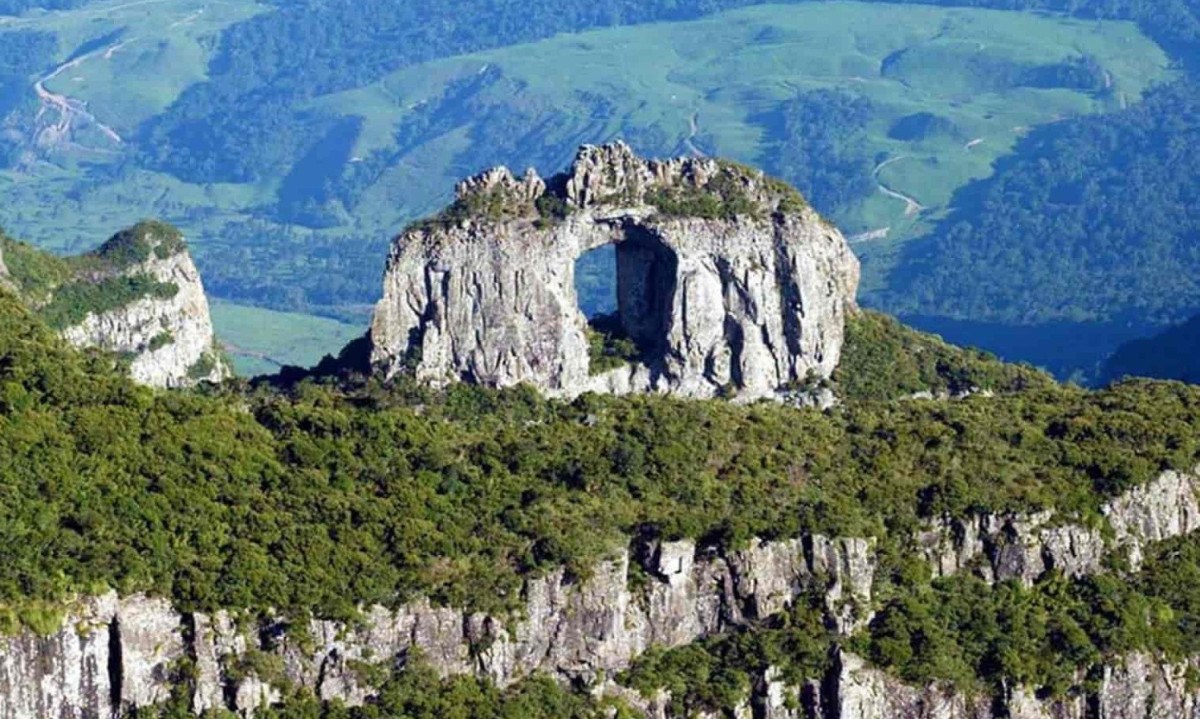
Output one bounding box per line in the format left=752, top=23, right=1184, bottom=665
left=4, top=221, right=229, bottom=388
left=2, top=466, right=1197, bottom=718
left=369, top=143, right=860, bottom=401
left=919, top=467, right=1200, bottom=584
left=0, top=533, right=874, bottom=718
left=0, top=243, right=12, bottom=292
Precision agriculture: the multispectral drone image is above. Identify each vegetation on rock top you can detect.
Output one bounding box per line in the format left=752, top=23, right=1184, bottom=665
left=0, top=222, right=185, bottom=330
left=837, top=310, right=1054, bottom=402
left=3, top=286, right=1200, bottom=631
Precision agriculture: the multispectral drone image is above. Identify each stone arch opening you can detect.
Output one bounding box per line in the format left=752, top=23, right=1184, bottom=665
left=573, top=224, right=678, bottom=372
left=574, top=244, right=617, bottom=320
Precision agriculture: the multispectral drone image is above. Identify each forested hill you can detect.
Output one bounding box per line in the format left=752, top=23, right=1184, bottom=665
left=2, top=0, right=1197, bottom=378
left=867, top=0, right=1200, bottom=380
left=8, top=267, right=1200, bottom=715
left=883, top=78, right=1200, bottom=327
left=1102, top=314, right=1200, bottom=385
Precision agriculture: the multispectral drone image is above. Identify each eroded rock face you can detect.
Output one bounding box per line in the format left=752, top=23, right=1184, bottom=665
left=0, top=535, right=870, bottom=718
left=0, top=593, right=185, bottom=719
left=831, top=652, right=993, bottom=719
left=1104, top=468, right=1200, bottom=569
left=0, top=593, right=117, bottom=719
left=0, top=244, right=13, bottom=292
left=369, top=143, right=860, bottom=401
left=58, top=227, right=229, bottom=388
left=3, top=469, right=1199, bottom=718
left=920, top=466, right=1200, bottom=585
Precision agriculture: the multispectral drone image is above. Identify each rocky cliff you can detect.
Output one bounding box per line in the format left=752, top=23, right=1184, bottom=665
left=3, top=466, right=1197, bottom=719
left=2, top=222, right=229, bottom=388
left=369, top=143, right=860, bottom=401
left=0, top=243, right=12, bottom=292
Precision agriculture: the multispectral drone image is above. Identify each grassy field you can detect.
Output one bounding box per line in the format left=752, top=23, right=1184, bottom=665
left=0, top=1, right=1174, bottom=364
left=209, top=300, right=362, bottom=378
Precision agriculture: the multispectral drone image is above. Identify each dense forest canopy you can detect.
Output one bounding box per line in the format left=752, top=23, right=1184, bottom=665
left=1, top=286, right=1197, bottom=625
left=1102, top=314, right=1200, bottom=385
left=2, top=275, right=1200, bottom=714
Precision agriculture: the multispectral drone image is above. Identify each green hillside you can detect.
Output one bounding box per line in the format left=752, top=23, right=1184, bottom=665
left=5, top=276, right=1200, bottom=714
left=0, top=0, right=1173, bottom=365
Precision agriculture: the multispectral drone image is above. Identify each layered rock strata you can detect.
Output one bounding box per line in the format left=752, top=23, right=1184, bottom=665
left=369, top=143, right=860, bottom=401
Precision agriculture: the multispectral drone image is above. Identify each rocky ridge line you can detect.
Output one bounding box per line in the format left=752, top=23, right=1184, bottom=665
left=2, top=467, right=1197, bottom=718
left=31, top=223, right=228, bottom=388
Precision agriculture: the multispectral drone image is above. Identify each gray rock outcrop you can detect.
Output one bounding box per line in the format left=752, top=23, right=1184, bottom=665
left=0, top=534, right=872, bottom=718
left=1104, top=468, right=1200, bottom=569
left=369, top=142, right=860, bottom=401
left=2, top=468, right=1198, bottom=718
left=0, top=593, right=181, bottom=719
left=819, top=649, right=1200, bottom=719
left=0, top=243, right=12, bottom=292
left=920, top=466, right=1200, bottom=585
left=57, top=224, right=229, bottom=388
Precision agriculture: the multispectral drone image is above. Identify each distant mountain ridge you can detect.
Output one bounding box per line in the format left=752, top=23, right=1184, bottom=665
left=1102, top=314, right=1200, bottom=385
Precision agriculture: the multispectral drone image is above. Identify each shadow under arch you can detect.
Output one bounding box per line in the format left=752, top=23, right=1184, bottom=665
left=573, top=220, right=679, bottom=369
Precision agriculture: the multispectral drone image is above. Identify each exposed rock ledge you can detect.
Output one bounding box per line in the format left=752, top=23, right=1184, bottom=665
left=608, top=650, right=1200, bottom=719
left=369, top=142, right=860, bottom=401
left=0, top=243, right=13, bottom=292
left=1, top=467, right=1195, bottom=718
left=919, top=466, right=1200, bottom=584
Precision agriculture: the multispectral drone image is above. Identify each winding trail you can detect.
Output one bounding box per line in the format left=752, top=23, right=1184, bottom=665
left=847, top=227, right=890, bottom=245
left=33, top=40, right=132, bottom=147
left=683, top=113, right=706, bottom=157
left=873, top=155, right=924, bottom=217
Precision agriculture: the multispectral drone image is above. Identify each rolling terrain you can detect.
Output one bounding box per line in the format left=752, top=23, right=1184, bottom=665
left=0, top=0, right=1174, bottom=373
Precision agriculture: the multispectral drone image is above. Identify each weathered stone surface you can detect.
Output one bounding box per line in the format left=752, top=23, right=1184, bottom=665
left=0, top=244, right=12, bottom=292
left=58, top=229, right=229, bottom=388
left=0, top=592, right=117, bottom=719
left=116, top=595, right=185, bottom=709
left=921, top=466, right=1200, bottom=586
left=756, top=666, right=801, bottom=719
left=369, top=143, right=860, bottom=401
left=3, top=468, right=1200, bottom=717
left=810, top=535, right=876, bottom=632
left=1104, top=468, right=1200, bottom=569
left=1096, top=652, right=1200, bottom=718
left=830, top=651, right=993, bottom=719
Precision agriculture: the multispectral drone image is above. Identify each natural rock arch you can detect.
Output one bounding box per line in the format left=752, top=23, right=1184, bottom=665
left=368, top=143, right=860, bottom=401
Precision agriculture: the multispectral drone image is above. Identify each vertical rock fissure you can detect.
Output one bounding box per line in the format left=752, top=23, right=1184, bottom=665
left=773, top=227, right=806, bottom=363
left=615, top=226, right=678, bottom=365
left=107, top=616, right=122, bottom=712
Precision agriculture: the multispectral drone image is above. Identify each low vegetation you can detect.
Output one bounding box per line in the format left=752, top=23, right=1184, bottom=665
left=3, top=286, right=1200, bottom=630
left=0, top=222, right=186, bottom=330
left=836, top=310, right=1054, bottom=401
left=39, top=274, right=179, bottom=330
left=586, top=313, right=641, bottom=375
left=645, top=162, right=805, bottom=221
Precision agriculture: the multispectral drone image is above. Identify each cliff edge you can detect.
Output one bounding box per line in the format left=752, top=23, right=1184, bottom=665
left=369, top=143, right=860, bottom=401
left=0, top=221, right=229, bottom=388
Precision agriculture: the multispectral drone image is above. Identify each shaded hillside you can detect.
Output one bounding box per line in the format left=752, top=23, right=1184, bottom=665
left=1103, top=314, right=1200, bottom=384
